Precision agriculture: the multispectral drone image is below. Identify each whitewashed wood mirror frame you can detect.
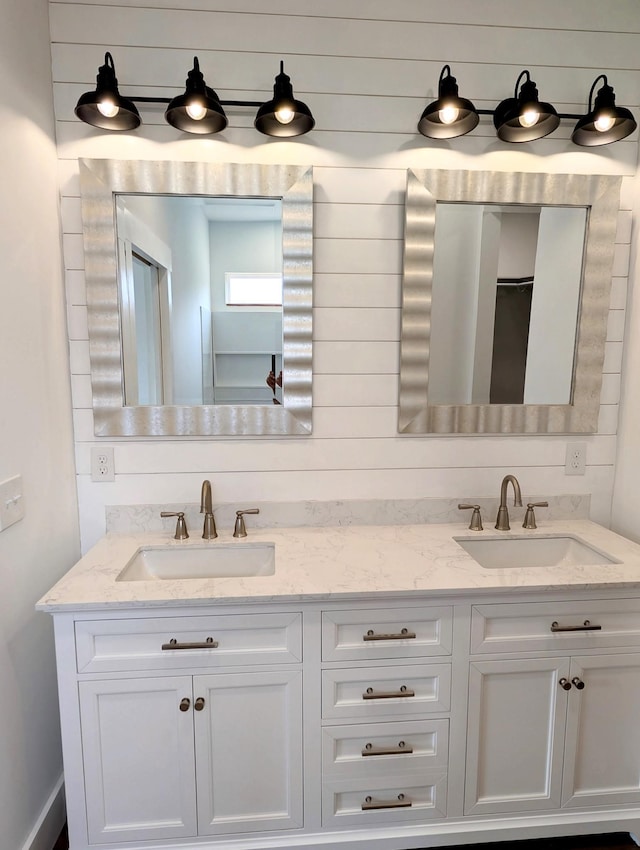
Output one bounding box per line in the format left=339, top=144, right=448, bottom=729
left=79, top=158, right=313, bottom=437
left=398, top=169, right=621, bottom=435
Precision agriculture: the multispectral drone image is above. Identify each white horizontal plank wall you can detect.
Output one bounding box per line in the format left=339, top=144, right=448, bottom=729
left=49, top=0, right=640, bottom=550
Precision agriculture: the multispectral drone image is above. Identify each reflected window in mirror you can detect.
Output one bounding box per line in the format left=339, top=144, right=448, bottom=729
left=398, top=169, right=621, bottom=435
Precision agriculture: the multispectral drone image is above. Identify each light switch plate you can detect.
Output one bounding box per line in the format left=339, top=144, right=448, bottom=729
left=0, top=475, right=25, bottom=531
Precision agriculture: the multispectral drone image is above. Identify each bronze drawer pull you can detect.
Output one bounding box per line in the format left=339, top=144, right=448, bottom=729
left=179, top=698, right=191, bottom=712
left=362, top=741, right=413, bottom=757
left=550, top=620, right=601, bottom=633
left=363, top=628, right=417, bottom=641
left=362, top=793, right=412, bottom=810
left=363, top=685, right=415, bottom=700
left=162, top=637, right=219, bottom=650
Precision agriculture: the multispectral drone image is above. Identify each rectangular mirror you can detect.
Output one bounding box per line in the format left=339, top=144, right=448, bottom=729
left=399, top=169, right=621, bottom=434
left=80, top=159, right=313, bottom=436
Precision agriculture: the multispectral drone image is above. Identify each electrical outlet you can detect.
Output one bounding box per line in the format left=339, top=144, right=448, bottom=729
left=565, top=442, right=587, bottom=476
left=91, top=447, right=115, bottom=482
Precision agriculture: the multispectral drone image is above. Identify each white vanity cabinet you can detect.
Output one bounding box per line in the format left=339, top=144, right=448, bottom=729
left=49, top=591, right=640, bottom=850
left=465, top=599, right=640, bottom=815
left=57, top=610, right=303, bottom=848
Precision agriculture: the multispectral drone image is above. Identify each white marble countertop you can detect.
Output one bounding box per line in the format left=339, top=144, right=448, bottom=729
left=36, top=519, right=640, bottom=612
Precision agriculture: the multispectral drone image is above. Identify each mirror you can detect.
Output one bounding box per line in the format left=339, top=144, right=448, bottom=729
left=79, top=159, right=313, bottom=436
left=399, top=169, right=621, bottom=434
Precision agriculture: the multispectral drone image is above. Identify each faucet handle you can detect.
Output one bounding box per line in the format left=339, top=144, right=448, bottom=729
left=458, top=504, right=483, bottom=531
left=233, top=508, right=260, bottom=538
left=522, top=501, right=549, bottom=530
left=160, top=511, right=189, bottom=540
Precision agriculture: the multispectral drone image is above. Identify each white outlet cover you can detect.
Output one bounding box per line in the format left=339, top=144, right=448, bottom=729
left=0, top=475, right=25, bottom=531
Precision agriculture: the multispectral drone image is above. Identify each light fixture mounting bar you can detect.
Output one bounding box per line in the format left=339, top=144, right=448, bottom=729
left=128, top=96, right=264, bottom=107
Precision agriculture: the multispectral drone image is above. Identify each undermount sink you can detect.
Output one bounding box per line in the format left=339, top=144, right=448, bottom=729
left=454, top=534, right=619, bottom=569
left=117, top=543, right=276, bottom=581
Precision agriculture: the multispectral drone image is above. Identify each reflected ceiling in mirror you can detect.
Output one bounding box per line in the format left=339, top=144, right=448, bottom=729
left=399, top=169, right=621, bottom=434
left=79, top=159, right=313, bottom=436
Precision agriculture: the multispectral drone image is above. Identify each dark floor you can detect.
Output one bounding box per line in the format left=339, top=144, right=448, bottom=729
left=50, top=828, right=636, bottom=850
left=52, top=823, right=68, bottom=850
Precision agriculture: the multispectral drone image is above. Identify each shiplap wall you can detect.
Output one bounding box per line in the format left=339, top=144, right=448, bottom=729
left=48, top=0, right=640, bottom=550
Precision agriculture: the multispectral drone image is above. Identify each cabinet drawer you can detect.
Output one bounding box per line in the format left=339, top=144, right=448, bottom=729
left=322, top=719, right=449, bottom=779
left=471, top=599, right=640, bottom=654
left=322, top=773, right=447, bottom=826
left=322, top=664, right=451, bottom=720
left=322, top=606, right=452, bottom=661
left=75, top=613, right=302, bottom=673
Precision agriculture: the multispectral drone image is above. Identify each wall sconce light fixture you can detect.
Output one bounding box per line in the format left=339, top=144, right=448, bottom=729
left=418, top=65, right=636, bottom=146
left=254, top=61, right=315, bottom=137
left=571, top=74, right=637, bottom=146
left=493, top=70, right=559, bottom=142
left=74, top=52, right=141, bottom=131
left=75, top=53, right=315, bottom=138
left=417, top=65, right=479, bottom=139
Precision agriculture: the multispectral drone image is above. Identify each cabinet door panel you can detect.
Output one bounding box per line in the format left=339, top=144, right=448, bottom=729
left=195, top=670, right=303, bottom=834
left=79, top=676, right=197, bottom=844
left=563, top=654, right=640, bottom=807
left=465, top=658, right=569, bottom=815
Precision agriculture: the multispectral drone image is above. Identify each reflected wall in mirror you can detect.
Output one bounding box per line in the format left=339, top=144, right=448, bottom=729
left=79, top=159, right=313, bottom=436
left=399, top=169, right=621, bottom=435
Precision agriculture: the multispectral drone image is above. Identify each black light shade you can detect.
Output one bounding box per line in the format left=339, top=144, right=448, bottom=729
left=165, top=57, right=227, bottom=134
left=494, top=70, right=559, bottom=143
left=418, top=65, right=479, bottom=139
left=572, top=75, right=637, bottom=146
left=254, top=61, right=315, bottom=137
left=74, top=52, right=141, bottom=131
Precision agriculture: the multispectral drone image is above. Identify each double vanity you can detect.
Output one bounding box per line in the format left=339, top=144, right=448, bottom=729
left=39, top=514, right=640, bottom=850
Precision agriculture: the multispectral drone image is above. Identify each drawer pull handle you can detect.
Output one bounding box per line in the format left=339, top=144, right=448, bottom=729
left=363, top=685, right=415, bottom=700
left=162, top=637, right=219, bottom=651
left=363, top=628, right=417, bottom=642
left=559, top=677, right=572, bottom=691
left=194, top=697, right=206, bottom=711
left=550, top=620, right=601, bottom=633
left=362, top=793, right=412, bottom=810
left=179, top=698, right=191, bottom=712
left=362, top=741, right=413, bottom=757
left=572, top=676, right=586, bottom=690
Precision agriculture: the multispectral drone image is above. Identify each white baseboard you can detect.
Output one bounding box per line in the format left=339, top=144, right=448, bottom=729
left=21, top=774, right=65, bottom=850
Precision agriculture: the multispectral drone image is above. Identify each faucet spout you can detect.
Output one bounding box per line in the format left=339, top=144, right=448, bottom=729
left=200, top=479, right=217, bottom=539
left=495, top=475, right=523, bottom=531
left=200, top=479, right=212, bottom=514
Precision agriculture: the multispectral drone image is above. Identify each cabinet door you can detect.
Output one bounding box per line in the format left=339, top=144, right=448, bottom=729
left=79, top=676, right=197, bottom=844
left=562, top=653, right=640, bottom=807
left=465, top=658, right=570, bottom=815
left=194, top=670, right=303, bottom=835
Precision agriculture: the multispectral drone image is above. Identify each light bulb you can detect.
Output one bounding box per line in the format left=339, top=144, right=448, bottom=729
left=519, top=107, right=539, bottom=128
left=186, top=100, right=207, bottom=121
left=275, top=105, right=295, bottom=125
left=594, top=112, right=615, bottom=133
left=97, top=98, right=119, bottom=119
left=439, top=105, right=459, bottom=125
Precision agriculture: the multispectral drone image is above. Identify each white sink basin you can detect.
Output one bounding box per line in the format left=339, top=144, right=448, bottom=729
left=455, top=534, right=619, bottom=569
left=117, top=543, right=275, bottom=581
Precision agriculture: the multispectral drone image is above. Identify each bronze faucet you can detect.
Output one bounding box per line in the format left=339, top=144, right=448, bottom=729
left=200, top=479, right=217, bottom=539
left=495, top=475, right=522, bottom=531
